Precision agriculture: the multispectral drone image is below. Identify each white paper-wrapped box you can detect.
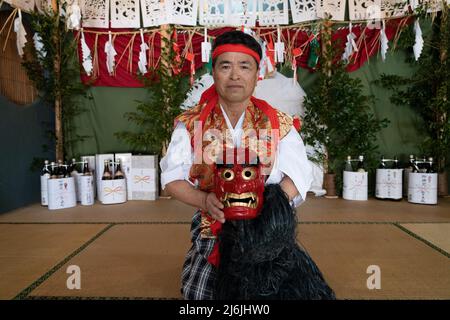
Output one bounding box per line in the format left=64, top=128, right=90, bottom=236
left=376, top=169, right=403, bottom=200
left=100, top=179, right=127, bottom=204
left=79, top=175, right=95, bottom=205
left=408, top=172, right=438, bottom=205
left=47, top=177, right=77, bottom=210
left=130, top=155, right=158, bottom=200
left=343, top=171, right=368, bottom=201
left=95, top=154, right=114, bottom=202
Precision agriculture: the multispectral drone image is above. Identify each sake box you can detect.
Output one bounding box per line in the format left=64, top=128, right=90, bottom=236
left=95, top=154, right=114, bottom=202
left=100, top=179, right=127, bottom=205
left=47, top=177, right=77, bottom=210
left=129, top=155, right=158, bottom=200
left=343, top=171, right=368, bottom=201
left=408, top=172, right=438, bottom=205
left=115, top=153, right=132, bottom=199
left=81, top=155, right=96, bottom=198
left=79, top=175, right=95, bottom=206
left=375, top=169, right=403, bottom=200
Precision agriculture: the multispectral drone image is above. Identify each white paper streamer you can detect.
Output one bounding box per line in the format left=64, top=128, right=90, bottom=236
left=33, top=32, right=46, bottom=60
left=275, top=26, right=284, bottom=63
left=67, top=2, right=82, bottom=30
left=380, top=20, right=389, bottom=61
left=342, top=22, right=358, bottom=62
left=201, top=27, right=211, bottom=63
left=13, top=9, right=27, bottom=57
left=138, top=29, right=149, bottom=75
left=81, top=29, right=93, bottom=76
left=105, top=31, right=117, bottom=76
left=413, top=19, right=423, bottom=61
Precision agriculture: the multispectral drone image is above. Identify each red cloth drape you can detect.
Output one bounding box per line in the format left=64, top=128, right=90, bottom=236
left=77, top=18, right=412, bottom=87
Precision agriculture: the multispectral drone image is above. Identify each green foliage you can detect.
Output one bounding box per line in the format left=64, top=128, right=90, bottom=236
left=21, top=4, right=90, bottom=160
left=376, top=10, right=450, bottom=172
left=302, top=21, right=389, bottom=192
left=115, top=26, right=189, bottom=157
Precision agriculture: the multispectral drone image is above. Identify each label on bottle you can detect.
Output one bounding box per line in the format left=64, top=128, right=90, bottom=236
left=408, top=173, right=438, bottom=204
left=343, top=171, right=368, bottom=201
left=376, top=169, right=403, bottom=199
left=79, top=175, right=95, bottom=206
left=40, top=174, right=50, bottom=206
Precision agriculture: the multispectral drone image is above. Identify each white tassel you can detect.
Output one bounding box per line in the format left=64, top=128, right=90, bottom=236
left=33, top=32, right=46, bottom=59
left=138, top=29, right=149, bottom=75
left=380, top=20, right=389, bottom=62
left=342, top=22, right=358, bottom=62
left=275, top=26, right=284, bottom=63
left=81, top=29, right=93, bottom=76
left=105, top=31, right=117, bottom=76
left=413, top=19, right=423, bottom=61
left=14, top=9, right=27, bottom=57
left=67, top=1, right=82, bottom=30
left=201, top=27, right=211, bottom=63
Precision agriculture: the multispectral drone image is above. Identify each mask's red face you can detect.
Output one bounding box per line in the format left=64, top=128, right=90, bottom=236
left=214, top=148, right=265, bottom=220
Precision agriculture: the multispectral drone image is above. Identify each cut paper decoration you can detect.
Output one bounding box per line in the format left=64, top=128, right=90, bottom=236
left=349, top=0, right=380, bottom=21
left=289, top=0, right=318, bottom=23
left=316, top=0, right=346, bottom=21
left=170, top=0, right=199, bottom=26
left=140, top=0, right=169, bottom=27
left=111, top=0, right=140, bottom=28
left=81, top=0, right=109, bottom=28
left=258, top=0, right=289, bottom=25
left=199, top=0, right=227, bottom=26
left=201, top=27, right=211, bottom=62
left=228, top=0, right=257, bottom=27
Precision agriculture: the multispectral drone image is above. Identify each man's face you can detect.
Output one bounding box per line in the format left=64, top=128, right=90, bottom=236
left=212, top=51, right=259, bottom=105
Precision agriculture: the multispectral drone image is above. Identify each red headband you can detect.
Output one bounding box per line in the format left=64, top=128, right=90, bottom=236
left=212, top=44, right=261, bottom=65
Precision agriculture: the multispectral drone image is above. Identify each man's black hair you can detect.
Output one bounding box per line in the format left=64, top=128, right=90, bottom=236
left=212, top=30, right=262, bottom=67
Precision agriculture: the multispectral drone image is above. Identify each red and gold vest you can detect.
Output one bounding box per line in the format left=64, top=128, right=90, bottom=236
left=175, top=100, right=296, bottom=239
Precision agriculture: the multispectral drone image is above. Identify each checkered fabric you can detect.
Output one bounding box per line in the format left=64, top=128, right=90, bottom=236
left=181, top=210, right=217, bottom=300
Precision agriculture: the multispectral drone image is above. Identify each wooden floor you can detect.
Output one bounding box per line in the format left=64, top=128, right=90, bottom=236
left=0, top=194, right=449, bottom=300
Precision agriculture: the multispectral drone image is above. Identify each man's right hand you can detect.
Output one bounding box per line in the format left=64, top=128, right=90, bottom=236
left=204, top=192, right=225, bottom=224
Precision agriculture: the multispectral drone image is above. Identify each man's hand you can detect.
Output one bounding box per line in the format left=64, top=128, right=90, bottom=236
left=204, top=192, right=225, bottom=223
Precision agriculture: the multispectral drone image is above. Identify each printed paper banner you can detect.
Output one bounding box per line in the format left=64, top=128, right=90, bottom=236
left=81, top=0, right=109, bottom=28
left=111, top=0, right=141, bottom=28
left=257, top=0, right=289, bottom=25
left=289, top=0, right=318, bottom=23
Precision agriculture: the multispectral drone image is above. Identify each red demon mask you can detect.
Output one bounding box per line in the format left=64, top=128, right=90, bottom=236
left=214, top=147, right=265, bottom=220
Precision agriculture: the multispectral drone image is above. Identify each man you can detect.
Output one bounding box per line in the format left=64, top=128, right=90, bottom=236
left=160, top=30, right=313, bottom=300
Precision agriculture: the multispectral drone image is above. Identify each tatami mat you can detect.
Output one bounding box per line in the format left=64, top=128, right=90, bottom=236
left=1, top=196, right=449, bottom=223
left=297, top=224, right=450, bottom=299
left=29, top=224, right=191, bottom=299
left=399, top=223, right=450, bottom=255
left=0, top=224, right=108, bottom=299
